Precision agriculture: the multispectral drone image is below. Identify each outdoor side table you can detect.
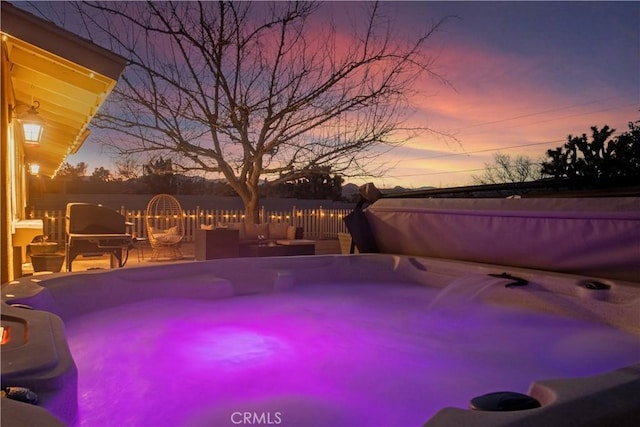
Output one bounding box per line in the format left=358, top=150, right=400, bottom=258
left=195, top=228, right=240, bottom=260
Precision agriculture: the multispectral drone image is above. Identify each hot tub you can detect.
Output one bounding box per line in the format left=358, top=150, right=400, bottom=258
left=2, top=254, right=639, bottom=426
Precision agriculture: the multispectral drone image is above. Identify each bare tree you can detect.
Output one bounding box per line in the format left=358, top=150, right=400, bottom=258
left=472, top=153, right=543, bottom=185
left=48, top=1, right=453, bottom=222
left=56, top=162, right=88, bottom=179
left=114, top=158, right=141, bottom=181
left=90, top=166, right=114, bottom=182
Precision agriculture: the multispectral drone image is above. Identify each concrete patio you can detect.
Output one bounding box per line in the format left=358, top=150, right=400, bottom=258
left=21, top=239, right=342, bottom=275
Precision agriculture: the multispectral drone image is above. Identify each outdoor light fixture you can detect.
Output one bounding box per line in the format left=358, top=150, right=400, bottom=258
left=14, top=101, right=45, bottom=145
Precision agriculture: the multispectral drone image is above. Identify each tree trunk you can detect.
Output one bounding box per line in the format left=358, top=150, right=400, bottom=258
left=241, top=192, right=260, bottom=224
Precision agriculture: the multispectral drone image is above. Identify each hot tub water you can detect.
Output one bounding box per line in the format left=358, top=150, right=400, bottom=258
left=425, top=273, right=509, bottom=312
left=64, top=278, right=640, bottom=427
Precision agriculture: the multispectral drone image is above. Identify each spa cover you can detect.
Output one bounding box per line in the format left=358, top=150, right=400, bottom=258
left=365, top=197, right=640, bottom=282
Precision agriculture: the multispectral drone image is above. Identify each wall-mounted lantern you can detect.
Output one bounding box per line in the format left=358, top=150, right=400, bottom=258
left=14, top=101, right=45, bottom=145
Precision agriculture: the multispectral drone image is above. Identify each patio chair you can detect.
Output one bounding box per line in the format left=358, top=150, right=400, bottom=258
left=145, top=194, right=185, bottom=261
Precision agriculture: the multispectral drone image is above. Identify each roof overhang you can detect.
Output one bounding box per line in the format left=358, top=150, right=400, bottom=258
left=1, top=2, right=126, bottom=177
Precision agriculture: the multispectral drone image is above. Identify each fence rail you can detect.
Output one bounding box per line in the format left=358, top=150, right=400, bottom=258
left=33, top=206, right=352, bottom=244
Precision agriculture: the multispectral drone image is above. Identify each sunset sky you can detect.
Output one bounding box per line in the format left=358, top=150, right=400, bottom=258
left=350, top=1, right=639, bottom=188
left=24, top=1, right=639, bottom=189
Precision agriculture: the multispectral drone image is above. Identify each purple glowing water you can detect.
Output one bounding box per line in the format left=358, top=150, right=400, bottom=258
left=66, top=281, right=640, bottom=427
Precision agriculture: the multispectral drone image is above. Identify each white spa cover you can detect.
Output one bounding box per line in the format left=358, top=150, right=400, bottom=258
left=365, top=197, right=640, bottom=282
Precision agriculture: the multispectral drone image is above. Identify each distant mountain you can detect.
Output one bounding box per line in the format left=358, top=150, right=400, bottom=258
left=384, top=185, right=436, bottom=194
left=341, top=183, right=436, bottom=198
left=341, top=183, right=360, bottom=199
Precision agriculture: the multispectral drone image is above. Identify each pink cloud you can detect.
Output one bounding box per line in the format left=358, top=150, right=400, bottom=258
left=382, top=38, right=636, bottom=179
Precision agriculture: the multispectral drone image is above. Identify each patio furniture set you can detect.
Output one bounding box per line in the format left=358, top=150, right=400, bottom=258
left=147, top=194, right=316, bottom=261
left=29, top=194, right=316, bottom=273
left=195, top=223, right=315, bottom=260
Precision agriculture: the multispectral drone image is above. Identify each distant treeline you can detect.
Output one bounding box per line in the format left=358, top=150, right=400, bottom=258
left=30, top=165, right=352, bottom=202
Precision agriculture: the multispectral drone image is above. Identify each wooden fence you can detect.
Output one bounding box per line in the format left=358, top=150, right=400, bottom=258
left=33, top=206, right=352, bottom=244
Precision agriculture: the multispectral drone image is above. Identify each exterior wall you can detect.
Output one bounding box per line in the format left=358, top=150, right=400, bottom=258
left=2, top=39, right=32, bottom=282
left=1, top=40, right=15, bottom=282
left=1, top=4, right=125, bottom=282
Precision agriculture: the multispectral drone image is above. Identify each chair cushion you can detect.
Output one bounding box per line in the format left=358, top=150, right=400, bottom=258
left=149, top=225, right=180, bottom=242
left=244, top=223, right=269, bottom=240
left=155, top=234, right=182, bottom=244
left=268, top=223, right=290, bottom=240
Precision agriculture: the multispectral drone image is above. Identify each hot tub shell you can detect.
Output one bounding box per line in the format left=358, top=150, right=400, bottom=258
left=1, top=196, right=639, bottom=426
left=2, top=254, right=640, bottom=426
